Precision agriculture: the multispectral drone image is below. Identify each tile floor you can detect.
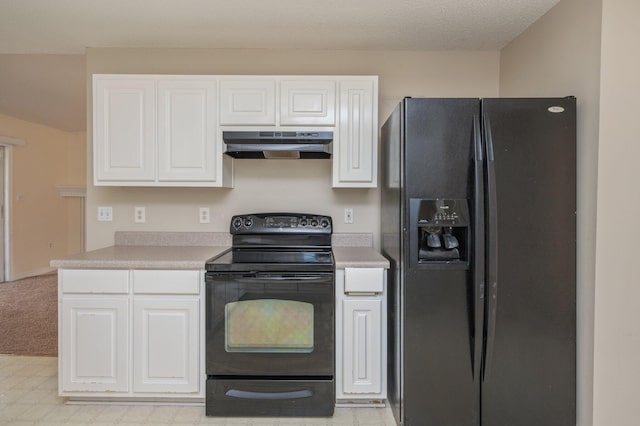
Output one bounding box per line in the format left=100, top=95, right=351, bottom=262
left=0, top=355, right=397, bottom=425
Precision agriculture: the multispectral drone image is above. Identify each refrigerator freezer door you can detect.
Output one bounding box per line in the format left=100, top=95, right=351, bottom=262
left=480, top=98, right=576, bottom=426
left=402, top=98, right=480, bottom=426
left=481, top=114, right=498, bottom=380
left=471, top=116, right=486, bottom=382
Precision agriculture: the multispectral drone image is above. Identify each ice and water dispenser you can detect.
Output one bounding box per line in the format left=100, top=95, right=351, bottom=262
left=409, top=199, right=470, bottom=268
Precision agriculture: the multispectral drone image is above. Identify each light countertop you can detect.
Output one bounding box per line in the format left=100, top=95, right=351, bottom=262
left=333, top=247, right=390, bottom=269
left=50, top=245, right=229, bottom=270
left=51, top=245, right=389, bottom=270
left=50, top=232, right=390, bottom=270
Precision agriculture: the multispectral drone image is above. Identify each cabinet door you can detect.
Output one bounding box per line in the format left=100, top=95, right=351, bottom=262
left=342, top=298, right=382, bottom=394
left=158, top=78, right=218, bottom=182
left=60, top=297, right=129, bottom=392
left=94, top=77, right=155, bottom=182
left=280, top=80, right=336, bottom=125
left=133, top=297, right=199, bottom=393
left=334, top=79, right=378, bottom=188
left=219, top=79, right=276, bottom=125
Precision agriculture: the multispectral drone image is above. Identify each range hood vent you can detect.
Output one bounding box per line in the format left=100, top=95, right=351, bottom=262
left=222, top=131, right=333, bottom=159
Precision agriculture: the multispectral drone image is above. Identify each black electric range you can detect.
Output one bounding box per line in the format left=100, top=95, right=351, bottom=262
left=204, top=213, right=335, bottom=417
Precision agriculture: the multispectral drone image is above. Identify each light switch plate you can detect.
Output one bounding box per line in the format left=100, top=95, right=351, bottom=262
left=344, top=208, right=354, bottom=224
left=98, top=206, right=113, bottom=222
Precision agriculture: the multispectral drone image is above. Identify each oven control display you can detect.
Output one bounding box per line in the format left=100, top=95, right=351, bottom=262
left=230, top=213, right=332, bottom=234
left=266, top=216, right=299, bottom=228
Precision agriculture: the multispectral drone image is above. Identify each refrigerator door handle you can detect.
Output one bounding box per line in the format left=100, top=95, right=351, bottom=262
left=482, top=114, right=499, bottom=381
left=472, top=115, right=485, bottom=382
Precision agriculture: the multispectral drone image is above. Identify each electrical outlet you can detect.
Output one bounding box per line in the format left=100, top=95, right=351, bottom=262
left=134, top=206, right=146, bottom=223
left=97, top=206, right=113, bottom=222
left=344, top=208, right=354, bottom=224
left=199, top=207, right=210, bottom=224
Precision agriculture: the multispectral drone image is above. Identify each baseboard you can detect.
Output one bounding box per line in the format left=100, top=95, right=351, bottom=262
left=10, top=267, right=56, bottom=281
left=336, top=399, right=386, bottom=407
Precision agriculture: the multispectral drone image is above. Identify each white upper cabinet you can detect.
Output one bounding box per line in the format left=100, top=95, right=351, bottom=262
left=219, top=78, right=338, bottom=127
left=333, top=78, right=378, bottom=188
left=280, top=80, right=336, bottom=126
left=93, top=75, right=230, bottom=187
left=219, top=79, right=276, bottom=125
left=93, top=74, right=378, bottom=188
left=94, top=77, right=156, bottom=182
left=157, top=79, right=218, bottom=182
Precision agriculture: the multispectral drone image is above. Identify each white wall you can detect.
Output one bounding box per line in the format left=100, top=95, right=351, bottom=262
left=499, top=0, right=603, bottom=424
left=593, top=1, right=640, bottom=425
left=85, top=48, right=500, bottom=250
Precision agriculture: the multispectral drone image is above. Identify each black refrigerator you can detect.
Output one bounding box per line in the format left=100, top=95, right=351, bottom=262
left=381, top=98, right=576, bottom=426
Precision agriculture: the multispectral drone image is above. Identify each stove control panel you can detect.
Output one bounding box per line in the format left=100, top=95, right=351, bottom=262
left=230, top=213, right=332, bottom=234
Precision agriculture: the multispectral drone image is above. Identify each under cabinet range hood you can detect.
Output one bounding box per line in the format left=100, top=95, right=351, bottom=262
left=222, top=131, right=333, bottom=159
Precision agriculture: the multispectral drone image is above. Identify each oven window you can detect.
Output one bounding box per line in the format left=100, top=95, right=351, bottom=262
left=225, top=299, right=314, bottom=353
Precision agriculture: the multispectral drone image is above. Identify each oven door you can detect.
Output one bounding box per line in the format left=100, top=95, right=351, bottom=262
left=205, top=271, right=334, bottom=377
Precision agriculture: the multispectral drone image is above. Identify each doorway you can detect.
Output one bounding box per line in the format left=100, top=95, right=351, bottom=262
left=0, top=136, right=21, bottom=283
left=0, top=146, right=4, bottom=282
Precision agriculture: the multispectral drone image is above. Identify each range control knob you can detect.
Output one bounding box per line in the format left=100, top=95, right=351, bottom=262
left=299, top=219, right=308, bottom=227
left=320, top=219, right=330, bottom=228
left=310, top=218, right=319, bottom=227
left=232, top=218, right=243, bottom=230
left=244, top=218, right=253, bottom=228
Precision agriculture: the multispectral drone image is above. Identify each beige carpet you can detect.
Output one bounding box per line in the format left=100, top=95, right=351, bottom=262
left=0, top=273, right=58, bottom=356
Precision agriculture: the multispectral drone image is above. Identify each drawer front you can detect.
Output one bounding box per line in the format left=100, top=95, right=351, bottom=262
left=207, top=378, right=335, bottom=417
left=133, top=270, right=201, bottom=294
left=344, top=268, right=384, bottom=293
left=61, top=269, right=129, bottom=294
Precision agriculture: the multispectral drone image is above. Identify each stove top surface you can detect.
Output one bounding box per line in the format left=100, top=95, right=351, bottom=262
left=205, top=248, right=334, bottom=272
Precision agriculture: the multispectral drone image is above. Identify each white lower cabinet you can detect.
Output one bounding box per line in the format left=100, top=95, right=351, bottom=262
left=133, top=297, right=199, bottom=393
left=336, top=268, right=387, bottom=402
left=58, top=269, right=203, bottom=399
left=342, top=298, right=383, bottom=394
left=60, top=297, right=129, bottom=392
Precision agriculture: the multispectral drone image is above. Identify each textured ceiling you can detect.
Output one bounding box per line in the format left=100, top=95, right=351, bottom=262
left=0, top=0, right=560, bottom=52
left=0, top=0, right=561, bottom=131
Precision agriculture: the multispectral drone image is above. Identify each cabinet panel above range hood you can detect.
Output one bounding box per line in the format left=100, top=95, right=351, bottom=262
left=222, top=131, right=333, bottom=159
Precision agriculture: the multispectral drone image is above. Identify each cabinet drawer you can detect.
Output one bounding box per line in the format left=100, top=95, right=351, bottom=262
left=344, top=268, right=384, bottom=293
left=61, top=269, right=129, bottom=294
left=133, top=270, right=200, bottom=294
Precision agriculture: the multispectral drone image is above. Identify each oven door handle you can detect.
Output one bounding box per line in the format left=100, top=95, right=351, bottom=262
left=210, top=275, right=332, bottom=283
left=226, top=388, right=313, bottom=400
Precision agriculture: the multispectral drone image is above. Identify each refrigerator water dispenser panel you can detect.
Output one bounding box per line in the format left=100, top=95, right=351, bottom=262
left=410, top=199, right=470, bottom=268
